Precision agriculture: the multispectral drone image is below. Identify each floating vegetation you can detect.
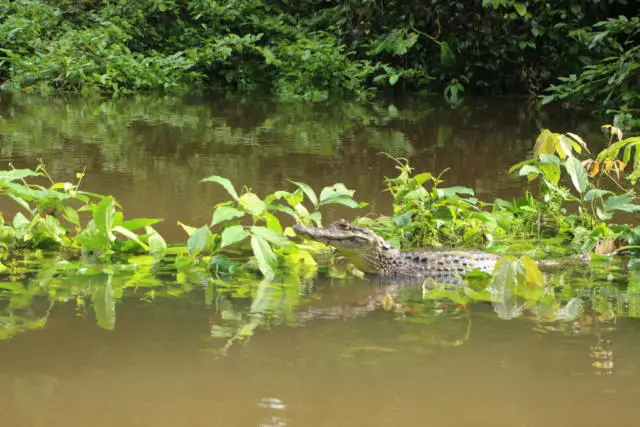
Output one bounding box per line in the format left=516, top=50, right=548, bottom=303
left=2, top=125, right=640, bottom=343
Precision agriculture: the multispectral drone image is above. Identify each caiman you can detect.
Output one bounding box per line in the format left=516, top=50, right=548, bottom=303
left=293, top=219, right=500, bottom=281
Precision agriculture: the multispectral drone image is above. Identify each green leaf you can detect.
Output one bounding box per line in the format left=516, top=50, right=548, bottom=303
left=564, top=157, right=588, bottom=194
left=283, top=189, right=305, bottom=208
left=319, top=183, right=355, bottom=203
left=490, top=256, right=523, bottom=291
left=250, top=226, right=291, bottom=247
left=220, top=225, right=249, bottom=248
left=238, top=192, right=265, bottom=216
left=74, top=227, right=111, bottom=250
left=0, top=169, right=40, bottom=182
left=437, top=186, right=475, bottom=198
left=533, top=129, right=556, bottom=156
left=413, top=172, right=434, bottom=186
left=521, top=256, right=544, bottom=288
left=121, top=218, right=162, bottom=231
left=539, top=163, right=560, bottom=185
left=603, top=193, right=640, bottom=213
left=584, top=189, right=614, bottom=201
left=93, top=277, right=115, bottom=331
left=558, top=135, right=574, bottom=158
left=565, top=132, right=588, bottom=153
left=389, top=74, right=399, bottom=85
left=318, top=196, right=359, bottom=208
left=508, top=158, right=536, bottom=174
left=513, top=2, right=527, bottom=16
left=177, top=221, right=197, bottom=236
left=201, top=175, right=239, bottom=200
left=211, top=206, right=245, bottom=226
left=288, top=180, right=318, bottom=207
left=188, top=226, right=213, bottom=254
left=439, top=42, right=456, bottom=68
left=112, top=226, right=150, bottom=251
left=93, top=196, right=116, bottom=242
left=518, top=165, right=541, bottom=181
left=251, top=235, right=277, bottom=279
left=146, top=227, right=167, bottom=253
left=63, top=206, right=80, bottom=226
left=262, top=211, right=282, bottom=233
left=13, top=212, right=30, bottom=228
left=538, top=154, right=560, bottom=165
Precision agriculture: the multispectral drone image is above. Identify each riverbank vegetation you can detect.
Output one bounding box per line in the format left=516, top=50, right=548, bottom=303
left=0, top=1, right=638, bottom=123
left=2, top=125, right=639, bottom=270
left=2, top=124, right=640, bottom=340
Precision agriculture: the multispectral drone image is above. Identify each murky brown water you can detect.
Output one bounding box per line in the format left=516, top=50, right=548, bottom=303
left=1, top=93, right=637, bottom=427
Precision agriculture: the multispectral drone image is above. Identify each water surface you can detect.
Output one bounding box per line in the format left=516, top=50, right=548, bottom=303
left=1, top=94, right=636, bottom=427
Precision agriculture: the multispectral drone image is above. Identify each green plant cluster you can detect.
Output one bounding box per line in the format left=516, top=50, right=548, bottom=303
left=2, top=124, right=640, bottom=281
left=358, top=126, right=640, bottom=258
left=4, top=125, right=640, bottom=343
left=0, top=0, right=637, bottom=116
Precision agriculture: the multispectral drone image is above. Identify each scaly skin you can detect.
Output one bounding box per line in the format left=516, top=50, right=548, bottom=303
left=293, top=219, right=500, bottom=279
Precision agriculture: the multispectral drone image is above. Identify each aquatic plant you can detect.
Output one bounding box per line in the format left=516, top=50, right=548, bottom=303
left=3, top=123, right=640, bottom=342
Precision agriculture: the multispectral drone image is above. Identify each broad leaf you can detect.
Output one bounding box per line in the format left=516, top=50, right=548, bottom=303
left=250, top=226, right=291, bottom=247
left=318, top=196, right=359, bottom=208
left=112, top=226, right=151, bottom=251
left=564, top=157, right=588, bottom=194
left=74, top=227, right=111, bottom=250
left=414, top=172, right=434, bottom=186
left=604, top=193, right=640, bottom=213
left=288, top=180, right=318, bottom=207
left=93, top=196, right=116, bottom=242
left=319, top=183, right=355, bottom=203
left=121, top=217, right=162, bottom=231
left=539, top=163, right=560, bottom=185
left=220, top=225, right=249, bottom=248
left=521, top=256, right=544, bottom=288
left=238, top=192, right=265, bottom=216
left=518, top=165, right=541, bottom=181
left=538, top=154, right=560, bottom=165
left=211, top=206, right=245, bottom=226
left=558, top=135, right=574, bottom=158
left=584, top=189, right=614, bottom=201
left=262, top=211, right=283, bottom=233
left=251, top=235, right=277, bottom=279
left=146, top=226, right=167, bottom=253
left=490, top=256, right=523, bottom=291
left=0, top=169, right=40, bottom=183
left=177, top=221, right=197, bottom=236
left=513, top=2, right=527, bottom=16
left=93, top=277, right=115, bottom=331
left=201, top=175, right=239, bottom=200
left=565, top=132, right=589, bottom=153
left=533, top=129, right=555, bottom=156
left=437, top=186, right=474, bottom=198
left=63, top=206, right=80, bottom=226
left=13, top=212, right=30, bottom=228
left=188, top=226, right=213, bottom=254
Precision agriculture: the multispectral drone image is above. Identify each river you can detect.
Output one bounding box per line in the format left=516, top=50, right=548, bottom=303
left=0, top=93, right=636, bottom=427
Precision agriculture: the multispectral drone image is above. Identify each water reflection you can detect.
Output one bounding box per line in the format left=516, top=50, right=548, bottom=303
left=0, top=93, right=603, bottom=240
left=0, top=256, right=637, bottom=426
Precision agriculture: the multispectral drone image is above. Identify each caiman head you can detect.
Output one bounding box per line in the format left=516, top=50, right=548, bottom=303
left=293, top=219, right=396, bottom=274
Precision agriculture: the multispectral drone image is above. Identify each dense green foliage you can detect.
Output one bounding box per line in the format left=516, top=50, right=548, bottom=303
left=0, top=0, right=637, bottom=119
